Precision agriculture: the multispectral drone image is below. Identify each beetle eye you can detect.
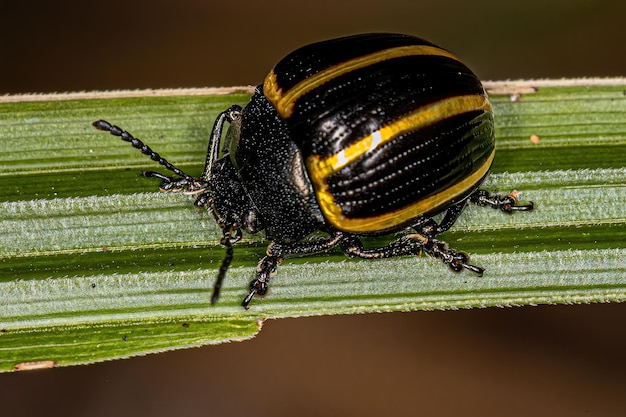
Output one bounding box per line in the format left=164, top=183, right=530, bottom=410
left=242, top=210, right=261, bottom=234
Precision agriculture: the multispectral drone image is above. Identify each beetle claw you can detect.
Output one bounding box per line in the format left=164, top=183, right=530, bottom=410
left=242, top=287, right=256, bottom=309
left=471, top=189, right=534, bottom=213
left=459, top=259, right=485, bottom=276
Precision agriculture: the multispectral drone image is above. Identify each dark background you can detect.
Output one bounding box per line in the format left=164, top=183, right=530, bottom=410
left=1, top=1, right=625, bottom=416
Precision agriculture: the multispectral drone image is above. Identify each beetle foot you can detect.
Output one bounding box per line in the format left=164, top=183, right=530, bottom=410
left=242, top=256, right=279, bottom=308
left=142, top=170, right=208, bottom=195
left=471, top=190, right=534, bottom=213
left=242, top=279, right=267, bottom=308
left=423, top=238, right=484, bottom=276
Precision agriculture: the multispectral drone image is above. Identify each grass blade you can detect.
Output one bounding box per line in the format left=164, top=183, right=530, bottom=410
left=1, top=81, right=625, bottom=371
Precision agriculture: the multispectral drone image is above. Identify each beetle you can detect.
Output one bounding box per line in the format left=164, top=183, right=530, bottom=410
left=93, top=33, right=533, bottom=308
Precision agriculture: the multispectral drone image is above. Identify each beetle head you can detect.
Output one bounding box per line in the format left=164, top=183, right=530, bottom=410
left=198, top=154, right=262, bottom=235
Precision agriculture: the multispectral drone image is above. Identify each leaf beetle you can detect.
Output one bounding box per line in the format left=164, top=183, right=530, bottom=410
left=93, top=33, right=533, bottom=308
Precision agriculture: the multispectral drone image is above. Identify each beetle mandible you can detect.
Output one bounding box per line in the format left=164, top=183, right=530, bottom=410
left=93, top=33, right=533, bottom=308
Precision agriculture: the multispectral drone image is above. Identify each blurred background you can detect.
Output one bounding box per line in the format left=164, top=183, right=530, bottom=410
left=1, top=1, right=625, bottom=416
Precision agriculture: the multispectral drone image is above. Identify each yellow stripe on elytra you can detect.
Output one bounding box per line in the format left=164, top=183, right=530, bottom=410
left=264, top=44, right=461, bottom=119
left=308, top=94, right=492, bottom=180
left=311, top=149, right=495, bottom=233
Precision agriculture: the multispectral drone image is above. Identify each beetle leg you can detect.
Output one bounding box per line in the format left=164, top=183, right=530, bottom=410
left=470, top=189, right=534, bottom=213
left=340, top=234, right=418, bottom=259
left=341, top=233, right=484, bottom=275
left=242, top=231, right=345, bottom=307
left=201, top=105, right=243, bottom=182
left=412, top=201, right=468, bottom=238
left=210, top=226, right=243, bottom=305
left=141, top=171, right=208, bottom=194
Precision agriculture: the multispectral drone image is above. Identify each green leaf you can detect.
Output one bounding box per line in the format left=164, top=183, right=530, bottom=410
left=1, top=82, right=625, bottom=372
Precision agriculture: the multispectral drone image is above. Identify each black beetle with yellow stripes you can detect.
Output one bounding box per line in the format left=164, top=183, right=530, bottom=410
left=93, top=33, right=533, bottom=307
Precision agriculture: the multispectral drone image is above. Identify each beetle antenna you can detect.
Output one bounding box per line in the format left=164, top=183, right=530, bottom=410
left=92, top=120, right=197, bottom=183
